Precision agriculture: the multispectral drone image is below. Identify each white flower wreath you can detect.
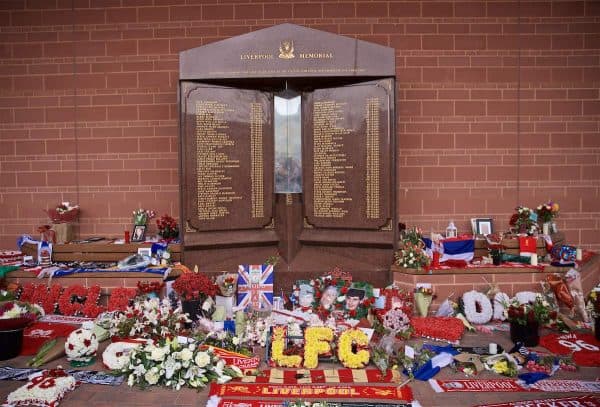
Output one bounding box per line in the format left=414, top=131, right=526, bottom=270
left=102, top=341, right=142, bottom=370
left=462, top=290, right=493, bottom=325
left=65, top=328, right=98, bottom=362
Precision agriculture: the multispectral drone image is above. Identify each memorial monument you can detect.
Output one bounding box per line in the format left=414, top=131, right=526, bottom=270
left=179, top=24, right=396, bottom=289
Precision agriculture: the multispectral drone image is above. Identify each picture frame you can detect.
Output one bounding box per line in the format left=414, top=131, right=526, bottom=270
left=137, top=247, right=151, bottom=258
left=475, top=218, right=494, bottom=236
left=131, top=225, right=146, bottom=242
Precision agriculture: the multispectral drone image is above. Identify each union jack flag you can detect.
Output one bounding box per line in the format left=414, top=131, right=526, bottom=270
left=237, top=264, right=274, bottom=310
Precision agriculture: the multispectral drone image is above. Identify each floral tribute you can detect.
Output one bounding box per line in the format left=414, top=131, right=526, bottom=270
left=505, top=294, right=555, bottom=326
left=107, top=287, right=138, bottom=312
left=57, top=285, right=104, bottom=318
left=509, top=206, right=538, bottom=234
left=0, top=300, right=40, bottom=330
left=156, top=214, right=179, bottom=240
left=132, top=208, right=155, bottom=226
left=116, top=339, right=242, bottom=390
left=536, top=201, right=559, bottom=224
left=6, top=368, right=78, bottom=407
left=102, top=341, right=142, bottom=371
left=107, top=298, right=190, bottom=340
left=395, top=227, right=430, bottom=270
left=172, top=269, right=217, bottom=301
left=19, top=283, right=62, bottom=315
left=137, top=280, right=164, bottom=297
left=270, top=326, right=372, bottom=370
left=65, top=327, right=98, bottom=366
left=410, top=316, right=465, bottom=343
left=337, top=329, right=370, bottom=369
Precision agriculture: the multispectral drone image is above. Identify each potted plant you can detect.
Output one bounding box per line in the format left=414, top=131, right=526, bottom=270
left=505, top=294, right=555, bottom=346
left=172, top=268, right=217, bottom=321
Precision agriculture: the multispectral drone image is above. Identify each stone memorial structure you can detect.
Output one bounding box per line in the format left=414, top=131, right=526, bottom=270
left=179, top=24, right=396, bottom=289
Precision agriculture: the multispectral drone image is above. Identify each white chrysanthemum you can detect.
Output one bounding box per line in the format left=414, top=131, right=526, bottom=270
left=462, top=290, right=493, bottom=325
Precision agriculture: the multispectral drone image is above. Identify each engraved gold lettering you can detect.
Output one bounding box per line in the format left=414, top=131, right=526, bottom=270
left=195, top=101, right=242, bottom=220
left=312, top=100, right=353, bottom=218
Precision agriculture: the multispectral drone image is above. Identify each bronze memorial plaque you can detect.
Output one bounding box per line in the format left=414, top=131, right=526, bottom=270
left=181, top=83, right=274, bottom=231
left=303, top=79, right=392, bottom=230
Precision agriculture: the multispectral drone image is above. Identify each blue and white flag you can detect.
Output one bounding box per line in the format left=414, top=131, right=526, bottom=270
left=422, top=237, right=475, bottom=263
left=237, top=264, right=274, bottom=310
left=440, top=238, right=475, bottom=263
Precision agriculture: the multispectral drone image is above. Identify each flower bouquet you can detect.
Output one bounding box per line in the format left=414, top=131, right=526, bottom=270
left=536, top=201, right=559, bottom=224
left=505, top=294, right=555, bottom=346
left=116, top=338, right=242, bottom=390
left=0, top=301, right=39, bottom=330
left=414, top=285, right=434, bottom=317
left=509, top=206, right=538, bottom=235
left=0, top=300, right=41, bottom=360
left=172, top=269, right=218, bottom=321
left=172, top=270, right=218, bottom=302
left=395, top=227, right=430, bottom=270
left=156, top=214, right=179, bottom=240
left=45, top=202, right=79, bottom=223
left=132, top=208, right=155, bottom=226
left=108, top=297, right=190, bottom=340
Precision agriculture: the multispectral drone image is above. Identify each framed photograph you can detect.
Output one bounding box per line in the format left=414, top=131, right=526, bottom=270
left=131, top=225, right=146, bottom=242
left=475, top=218, right=494, bottom=236
left=137, top=247, right=151, bottom=258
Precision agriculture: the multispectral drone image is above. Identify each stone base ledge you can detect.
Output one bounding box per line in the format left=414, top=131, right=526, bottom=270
left=392, top=254, right=600, bottom=310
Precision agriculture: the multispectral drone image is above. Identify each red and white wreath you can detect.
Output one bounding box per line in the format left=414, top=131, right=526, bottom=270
left=102, top=340, right=143, bottom=370
left=64, top=327, right=98, bottom=363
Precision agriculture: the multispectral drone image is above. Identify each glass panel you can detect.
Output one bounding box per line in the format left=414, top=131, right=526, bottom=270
left=274, top=94, right=302, bottom=193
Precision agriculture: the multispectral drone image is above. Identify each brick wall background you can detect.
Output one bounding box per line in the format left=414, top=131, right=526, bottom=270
left=0, top=0, right=598, bottom=250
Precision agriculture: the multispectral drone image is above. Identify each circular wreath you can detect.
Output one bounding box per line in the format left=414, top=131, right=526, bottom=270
left=102, top=341, right=142, bottom=370
left=462, top=290, right=493, bottom=325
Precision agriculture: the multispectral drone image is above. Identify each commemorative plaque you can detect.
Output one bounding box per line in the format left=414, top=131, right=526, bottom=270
left=181, top=83, right=273, bottom=231
left=179, top=24, right=396, bottom=288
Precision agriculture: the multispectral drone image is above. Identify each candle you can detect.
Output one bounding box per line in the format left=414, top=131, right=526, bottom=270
left=489, top=343, right=498, bottom=355
left=530, top=254, right=538, bottom=266
left=576, top=248, right=582, bottom=261
left=542, top=223, right=549, bottom=235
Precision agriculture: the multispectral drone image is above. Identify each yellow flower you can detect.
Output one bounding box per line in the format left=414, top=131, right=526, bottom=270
left=303, top=327, right=333, bottom=369
left=337, top=329, right=370, bottom=369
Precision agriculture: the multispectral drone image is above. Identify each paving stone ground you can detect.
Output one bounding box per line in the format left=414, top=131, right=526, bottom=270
left=0, top=328, right=598, bottom=407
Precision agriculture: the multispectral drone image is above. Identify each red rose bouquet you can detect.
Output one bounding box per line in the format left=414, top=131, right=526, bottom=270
left=172, top=271, right=217, bottom=302
left=156, top=214, right=179, bottom=240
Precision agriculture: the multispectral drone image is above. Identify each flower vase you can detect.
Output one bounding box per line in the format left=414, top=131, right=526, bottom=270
left=0, top=328, right=24, bottom=360
left=181, top=299, right=201, bottom=322
left=510, top=321, right=539, bottom=347
left=491, top=249, right=503, bottom=266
